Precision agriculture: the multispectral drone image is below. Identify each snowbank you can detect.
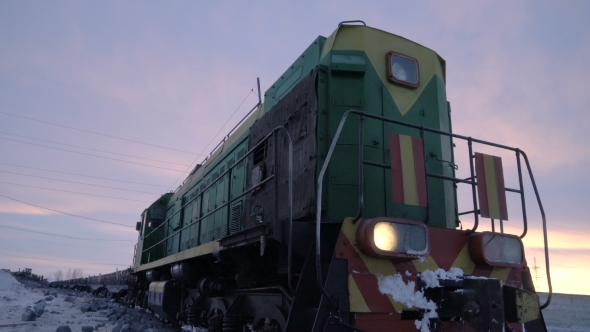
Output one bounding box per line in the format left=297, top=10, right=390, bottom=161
left=0, top=269, right=21, bottom=290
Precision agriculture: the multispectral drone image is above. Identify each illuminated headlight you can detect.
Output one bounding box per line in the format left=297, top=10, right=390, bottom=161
left=356, top=217, right=429, bottom=259
left=469, top=232, right=524, bottom=268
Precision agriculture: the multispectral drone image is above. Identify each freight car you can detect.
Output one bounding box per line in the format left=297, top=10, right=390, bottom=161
left=62, top=21, right=553, bottom=331
left=50, top=269, right=135, bottom=300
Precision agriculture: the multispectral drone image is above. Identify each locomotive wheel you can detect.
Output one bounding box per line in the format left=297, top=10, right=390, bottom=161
left=252, top=305, right=286, bottom=332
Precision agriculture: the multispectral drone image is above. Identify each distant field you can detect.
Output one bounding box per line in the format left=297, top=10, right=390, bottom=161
left=539, top=293, right=590, bottom=332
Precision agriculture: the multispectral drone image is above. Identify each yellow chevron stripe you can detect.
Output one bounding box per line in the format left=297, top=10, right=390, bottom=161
left=348, top=275, right=371, bottom=312
left=412, top=255, right=439, bottom=273
left=341, top=218, right=398, bottom=275
left=342, top=218, right=403, bottom=312
left=483, top=154, right=501, bottom=219
left=451, top=243, right=476, bottom=276
left=322, top=26, right=445, bottom=116
left=399, top=135, right=419, bottom=206
left=490, top=267, right=512, bottom=282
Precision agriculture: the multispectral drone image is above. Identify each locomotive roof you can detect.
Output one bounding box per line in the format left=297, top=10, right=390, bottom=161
left=165, top=23, right=446, bottom=207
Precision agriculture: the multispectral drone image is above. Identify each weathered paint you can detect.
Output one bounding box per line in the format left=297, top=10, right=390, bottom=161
left=475, top=152, right=509, bottom=220
left=335, top=218, right=525, bottom=315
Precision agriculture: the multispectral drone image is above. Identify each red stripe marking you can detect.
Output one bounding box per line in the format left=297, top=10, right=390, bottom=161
left=428, top=227, right=469, bottom=271
left=474, top=153, right=490, bottom=218
left=351, top=273, right=396, bottom=313
left=391, top=260, right=417, bottom=283
left=389, top=133, right=405, bottom=205
left=494, top=156, right=509, bottom=221
left=335, top=231, right=397, bottom=313
left=471, top=265, right=494, bottom=278
left=508, top=323, right=523, bottom=332
left=412, top=136, right=428, bottom=207
left=505, top=266, right=523, bottom=288
left=335, top=232, right=369, bottom=273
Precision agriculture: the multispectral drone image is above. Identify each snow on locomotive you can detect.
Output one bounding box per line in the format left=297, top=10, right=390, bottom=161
left=126, top=22, right=551, bottom=331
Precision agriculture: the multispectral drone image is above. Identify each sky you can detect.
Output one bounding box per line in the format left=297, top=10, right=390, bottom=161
left=0, top=1, right=588, bottom=297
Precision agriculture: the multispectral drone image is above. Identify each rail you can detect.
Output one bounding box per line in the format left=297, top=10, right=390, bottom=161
left=315, top=109, right=552, bottom=309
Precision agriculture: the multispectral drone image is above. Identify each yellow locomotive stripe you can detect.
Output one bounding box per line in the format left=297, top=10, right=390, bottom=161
left=134, top=241, right=220, bottom=273
left=483, top=154, right=501, bottom=219
left=451, top=243, right=477, bottom=276
left=342, top=218, right=404, bottom=312
left=341, top=218, right=397, bottom=275
left=348, top=275, right=371, bottom=312
left=340, top=218, right=518, bottom=315
left=322, top=25, right=445, bottom=116
left=412, top=255, right=439, bottom=273
left=399, top=135, right=419, bottom=206
left=490, top=267, right=512, bottom=281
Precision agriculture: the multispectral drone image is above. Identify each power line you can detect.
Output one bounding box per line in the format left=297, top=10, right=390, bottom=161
left=0, top=252, right=129, bottom=267
left=0, top=170, right=161, bottom=195
left=0, top=224, right=134, bottom=241
left=0, top=136, right=186, bottom=172
left=168, top=87, right=256, bottom=190
left=0, top=111, right=200, bottom=155
left=0, top=65, right=217, bottom=128
left=0, top=246, right=131, bottom=263
left=0, top=162, right=169, bottom=188
left=1, top=235, right=130, bottom=252
left=0, top=131, right=192, bottom=166
left=0, top=181, right=152, bottom=203
left=0, top=194, right=134, bottom=227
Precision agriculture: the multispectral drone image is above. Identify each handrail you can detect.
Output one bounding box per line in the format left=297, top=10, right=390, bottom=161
left=141, top=126, right=294, bottom=297
left=143, top=130, right=270, bottom=241
left=316, top=109, right=552, bottom=308
left=142, top=127, right=292, bottom=252
left=520, top=150, right=552, bottom=308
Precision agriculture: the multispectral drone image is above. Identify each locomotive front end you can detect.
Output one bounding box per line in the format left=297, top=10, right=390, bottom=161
left=334, top=217, right=544, bottom=331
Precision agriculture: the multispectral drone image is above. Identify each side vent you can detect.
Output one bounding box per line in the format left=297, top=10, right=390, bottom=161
left=229, top=201, right=243, bottom=235
left=236, top=148, right=247, bottom=168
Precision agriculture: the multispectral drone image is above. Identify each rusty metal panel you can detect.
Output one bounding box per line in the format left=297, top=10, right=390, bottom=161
left=246, top=68, right=318, bottom=231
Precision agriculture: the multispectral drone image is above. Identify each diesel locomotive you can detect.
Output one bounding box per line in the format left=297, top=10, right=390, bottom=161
left=53, top=22, right=552, bottom=331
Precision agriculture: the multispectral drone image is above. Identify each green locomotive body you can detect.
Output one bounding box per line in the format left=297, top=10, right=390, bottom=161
left=127, top=23, right=549, bottom=332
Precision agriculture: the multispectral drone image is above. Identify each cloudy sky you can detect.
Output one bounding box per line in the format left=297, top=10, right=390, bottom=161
left=0, top=1, right=588, bottom=296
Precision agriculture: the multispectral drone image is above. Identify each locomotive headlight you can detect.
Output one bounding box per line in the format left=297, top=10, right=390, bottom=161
left=374, top=222, right=398, bottom=251
left=356, top=217, right=429, bottom=259
left=469, top=232, right=524, bottom=267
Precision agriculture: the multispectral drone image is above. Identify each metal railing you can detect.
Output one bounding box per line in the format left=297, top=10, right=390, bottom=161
left=140, top=126, right=294, bottom=291
left=315, top=109, right=552, bottom=309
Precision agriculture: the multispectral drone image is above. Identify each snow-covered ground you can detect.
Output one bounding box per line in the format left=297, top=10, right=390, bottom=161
left=540, top=293, right=590, bottom=332
left=2, top=269, right=589, bottom=332
left=0, top=270, right=176, bottom=332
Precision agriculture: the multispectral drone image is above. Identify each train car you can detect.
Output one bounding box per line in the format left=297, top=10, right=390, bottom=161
left=50, top=269, right=135, bottom=300
left=129, top=21, right=551, bottom=331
